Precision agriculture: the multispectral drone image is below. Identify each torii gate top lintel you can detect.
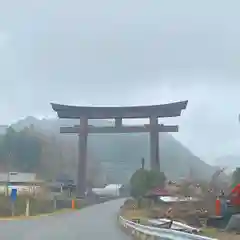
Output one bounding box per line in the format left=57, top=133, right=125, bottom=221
left=51, top=100, right=188, bottom=119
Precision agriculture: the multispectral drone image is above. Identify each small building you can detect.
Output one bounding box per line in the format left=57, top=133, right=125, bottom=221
left=0, top=172, right=44, bottom=196
left=92, top=184, right=127, bottom=197
left=145, top=187, right=171, bottom=197
left=144, top=187, right=172, bottom=203
left=0, top=172, right=37, bottom=183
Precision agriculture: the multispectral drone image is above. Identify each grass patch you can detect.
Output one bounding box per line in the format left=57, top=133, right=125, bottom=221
left=120, top=208, right=150, bottom=225
left=0, top=195, right=54, bottom=217
left=201, top=228, right=219, bottom=237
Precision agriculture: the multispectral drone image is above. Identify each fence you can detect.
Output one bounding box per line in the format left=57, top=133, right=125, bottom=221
left=119, top=215, right=218, bottom=240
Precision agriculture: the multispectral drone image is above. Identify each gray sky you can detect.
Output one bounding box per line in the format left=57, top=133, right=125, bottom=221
left=0, top=0, right=240, bottom=164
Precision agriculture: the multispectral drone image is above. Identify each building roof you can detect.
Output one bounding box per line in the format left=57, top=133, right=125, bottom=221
left=145, top=187, right=171, bottom=197
left=51, top=101, right=188, bottom=119
left=159, top=196, right=200, bottom=203
left=0, top=172, right=37, bottom=183
left=104, top=184, right=123, bottom=190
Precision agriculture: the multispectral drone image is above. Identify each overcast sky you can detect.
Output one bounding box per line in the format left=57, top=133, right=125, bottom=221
left=0, top=0, right=240, bottom=164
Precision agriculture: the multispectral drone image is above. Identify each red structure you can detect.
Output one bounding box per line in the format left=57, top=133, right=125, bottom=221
left=51, top=101, right=188, bottom=197
left=230, top=184, right=240, bottom=206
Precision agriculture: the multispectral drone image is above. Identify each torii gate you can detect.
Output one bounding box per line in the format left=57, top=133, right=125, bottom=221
left=51, top=101, right=188, bottom=197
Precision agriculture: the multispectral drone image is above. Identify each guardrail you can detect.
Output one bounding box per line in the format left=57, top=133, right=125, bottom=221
left=119, top=216, right=218, bottom=240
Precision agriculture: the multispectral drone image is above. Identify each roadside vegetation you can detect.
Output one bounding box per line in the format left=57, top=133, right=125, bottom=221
left=120, top=166, right=240, bottom=240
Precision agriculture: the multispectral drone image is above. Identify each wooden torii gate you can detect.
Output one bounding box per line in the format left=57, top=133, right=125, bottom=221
left=51, top=101, right=188, bottom=197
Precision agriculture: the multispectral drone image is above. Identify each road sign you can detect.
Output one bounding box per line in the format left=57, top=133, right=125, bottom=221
left=10, top=188, right=17, bottom=202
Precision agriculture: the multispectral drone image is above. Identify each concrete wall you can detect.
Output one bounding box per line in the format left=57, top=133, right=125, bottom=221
left=0, top=185, right=43, bottom=196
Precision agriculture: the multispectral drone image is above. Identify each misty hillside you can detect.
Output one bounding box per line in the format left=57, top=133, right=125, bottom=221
left=0, top=125, right=7, bottom=135
left=9, top=117, right=217, bottom=183
left=214, top=155, right=240, bottom=171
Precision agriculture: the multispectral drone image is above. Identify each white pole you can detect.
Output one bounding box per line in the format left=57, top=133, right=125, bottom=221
left=25, top=198, right=30, bottom=216
left=11, top=201, right=15, bottom=216
left=6, top=172, right=9, bottom=196
left=53, top=197, right=56, bottom=210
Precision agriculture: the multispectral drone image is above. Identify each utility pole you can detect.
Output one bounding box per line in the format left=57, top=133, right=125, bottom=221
left=141, top=158, right=145, bottom=169
left=6, top=172, right=18, bottom=196
left=6, top=172, right=9, bottom=196
left=6, top=151, right=12, bottom=196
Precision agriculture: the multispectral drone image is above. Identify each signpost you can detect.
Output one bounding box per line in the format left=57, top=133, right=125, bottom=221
left=10, top=188, right=17, bottom=216
left=6, top=172, right=18, bottom=196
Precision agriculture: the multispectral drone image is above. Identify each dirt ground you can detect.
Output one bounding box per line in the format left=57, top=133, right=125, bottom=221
left=122, top=208, right=240, bottom=239
left=203, top=228, right=240, bottom=240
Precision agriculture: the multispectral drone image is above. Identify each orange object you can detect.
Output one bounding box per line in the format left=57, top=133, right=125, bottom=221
left=71, top=199, right=75, bottom=209
left=215, top=198, right=221, bottom=216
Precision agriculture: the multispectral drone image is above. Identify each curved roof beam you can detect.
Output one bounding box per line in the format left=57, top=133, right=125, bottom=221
left=51, top=100, right=188, bottom=119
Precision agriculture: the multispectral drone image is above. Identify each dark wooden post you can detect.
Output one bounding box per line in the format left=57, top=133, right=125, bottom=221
left=115, top=118, right=122, bottom=128
left=141, top=157, right=145, bottom=169
left=149, top=116, right=160, bottom=171
left=77, top=116, right=88, bottom=197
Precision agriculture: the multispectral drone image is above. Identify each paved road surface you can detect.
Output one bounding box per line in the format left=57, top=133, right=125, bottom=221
left=0, top=199, right=130, bottom=240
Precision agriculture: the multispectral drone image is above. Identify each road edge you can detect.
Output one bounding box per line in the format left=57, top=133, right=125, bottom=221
left=0, top=208, right=76, bottom=221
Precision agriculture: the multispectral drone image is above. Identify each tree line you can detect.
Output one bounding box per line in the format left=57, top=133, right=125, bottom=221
left=129, top=166, right=240, bottom=200
left=0, top=126, right=105, bottom=184
left=0, top=127, right=43, bottom=172
left=1, top=125, right=240, bottom=190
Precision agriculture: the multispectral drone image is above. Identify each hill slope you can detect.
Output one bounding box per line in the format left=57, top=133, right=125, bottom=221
left=10, top=117, right=216, bottom=183
left=215, top=155, right=239, bottom=169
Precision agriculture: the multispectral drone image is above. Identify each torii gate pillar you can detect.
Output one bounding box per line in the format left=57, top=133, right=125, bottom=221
left=150, top=116, right=160, bottom=171
left=78, top=116, right=88, bottom=197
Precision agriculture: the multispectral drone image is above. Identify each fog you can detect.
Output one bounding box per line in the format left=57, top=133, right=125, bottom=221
left=0, top=0, right=240, bottom=164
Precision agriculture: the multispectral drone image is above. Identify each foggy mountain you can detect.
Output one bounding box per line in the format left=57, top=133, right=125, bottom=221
left=8, top=117, right=218, bottom=183
left=214, top=155, right=240, bottom=171
left=1, top=1, right=240, bottom=165
left=0, top=126, right=7, bottom=135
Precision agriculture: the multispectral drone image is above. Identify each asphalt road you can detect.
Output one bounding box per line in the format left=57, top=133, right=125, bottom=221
left=0, top=198, right=130, bottom=240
